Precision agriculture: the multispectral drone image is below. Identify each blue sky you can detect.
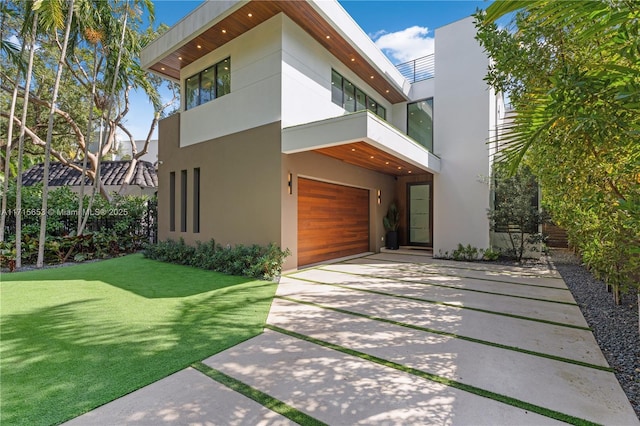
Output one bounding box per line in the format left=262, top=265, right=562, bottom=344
left=126, top=0, right=489, bottom=140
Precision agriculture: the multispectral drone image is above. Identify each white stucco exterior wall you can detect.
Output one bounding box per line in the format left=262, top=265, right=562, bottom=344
left=179, top=15, right=283, bottom=147
left=432, top=16, right=493, bottom=255
left=281, top=15, right=393, bottom=128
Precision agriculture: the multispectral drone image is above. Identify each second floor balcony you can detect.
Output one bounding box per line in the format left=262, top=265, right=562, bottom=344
left=395, top=54, right=435, bottom=83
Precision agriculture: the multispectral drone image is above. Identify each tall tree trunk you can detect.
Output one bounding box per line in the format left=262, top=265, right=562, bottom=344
left=14, top=12, right=39, bottom=269
left=82, top=1, right=128, bottom=233
left=77, top=43, right=98, bottom=234
left=37, top=0, right=74, bottom=268
left=0, top=51, right=23, bottom=242
left=0, top=13, right=27, bottom=242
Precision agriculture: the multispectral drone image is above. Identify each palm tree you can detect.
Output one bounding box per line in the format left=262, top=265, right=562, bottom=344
left=36, top=0, right=75, bottom=268
left=0, top=13, right=25, bottom=242
left=14, top=9, right=40, bottom=269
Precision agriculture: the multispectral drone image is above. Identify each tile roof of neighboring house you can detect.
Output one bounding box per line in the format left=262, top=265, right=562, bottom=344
left=22, top=161, right=158, bottom=188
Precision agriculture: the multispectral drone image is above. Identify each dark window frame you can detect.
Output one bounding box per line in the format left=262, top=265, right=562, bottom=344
left=331, top=69, right=386, bottom=120
left=193, top=167, right=200, bottom=233
left=407, top=98, right=434, bottom=152
left=185, top=57, right=231, bottom=110
left=180, top=170, right=187, bottom=232
left=169, top=172, right=176, bottom=232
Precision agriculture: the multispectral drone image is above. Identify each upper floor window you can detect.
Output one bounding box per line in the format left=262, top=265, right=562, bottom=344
left=407, top=99, right=433, bottom=152
left=185, top=57, right=231, bottom=110
left=331, top=69, right=386, bottom=120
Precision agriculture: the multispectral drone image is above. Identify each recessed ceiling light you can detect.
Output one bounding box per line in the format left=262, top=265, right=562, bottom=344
left=248, top=13, right=253, bottom=17
left=408, top=170, right=412, bottom=174
left=397, top=166, right=402, bottom=170
left=178, top=56, right=182, bottom=60
left=370, top=75, right=374, bottom=79
left=222, top=29, right=227, bottom=33
left=161, top=67, right=165, bottom=70
left=326, top=35, right=330, bottom=39
left=385, top=161, right=389, bottom=165
left=197, top=44, right=202, bottom=49
left=370, top=156, right=374, bottom=159
left=351, top=148, right=356, bottom=152
left=351, top=58, right=355, bottom=62
left=385, top=89, right=390, bottom=93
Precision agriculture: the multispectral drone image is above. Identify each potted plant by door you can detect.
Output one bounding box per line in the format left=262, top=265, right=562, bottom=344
left=383, top=202, right=400, bottom=250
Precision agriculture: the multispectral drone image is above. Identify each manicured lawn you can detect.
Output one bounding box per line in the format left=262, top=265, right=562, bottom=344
left=0, top=254, right=278, bottom=425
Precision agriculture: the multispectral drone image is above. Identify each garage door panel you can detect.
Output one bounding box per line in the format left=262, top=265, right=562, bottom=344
left=298, top=178, right=369, bottom=266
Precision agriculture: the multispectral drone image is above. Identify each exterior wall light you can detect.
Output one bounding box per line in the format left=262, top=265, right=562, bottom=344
left=288, top=172, right=293, bottom=195
left=377, top=190, right=381, bottom=205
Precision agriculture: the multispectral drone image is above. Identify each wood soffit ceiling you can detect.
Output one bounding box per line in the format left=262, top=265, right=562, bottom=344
left=149, top=1, right=406, bottom=104
left=315, top=142, right=430, bottom=177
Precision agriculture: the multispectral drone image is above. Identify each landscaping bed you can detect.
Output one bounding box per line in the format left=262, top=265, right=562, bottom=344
left=552, top=250, right=640, bottom=418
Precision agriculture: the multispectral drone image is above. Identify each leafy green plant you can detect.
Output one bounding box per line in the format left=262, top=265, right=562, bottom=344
left=480, top=247, right=501, bottom=261
left=452, top=243, right=479, bottom=261
left=2, top=183, right=156, bottom=268
left=488, top=165, right=545, bottom=261
left=383, top=202, right=400, bottom=232
left=144, top=239, right=290, bottom=281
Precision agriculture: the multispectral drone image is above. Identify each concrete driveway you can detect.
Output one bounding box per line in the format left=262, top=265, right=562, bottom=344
left=67, top=253, right=639, bottom=425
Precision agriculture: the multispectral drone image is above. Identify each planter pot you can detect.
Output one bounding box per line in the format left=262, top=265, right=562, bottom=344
left=385, top=231, right=399, bottom=250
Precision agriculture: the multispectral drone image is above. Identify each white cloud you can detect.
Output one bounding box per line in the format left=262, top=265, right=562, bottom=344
left=373, top=26, right=434, bottom=64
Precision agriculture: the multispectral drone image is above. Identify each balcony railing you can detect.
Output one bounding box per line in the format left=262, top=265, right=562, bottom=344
left=395, top=54, right=434, bottom=83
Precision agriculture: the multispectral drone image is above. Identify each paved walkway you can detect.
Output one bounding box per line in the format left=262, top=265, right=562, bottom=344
left=66, top=253, right=639, bottom=425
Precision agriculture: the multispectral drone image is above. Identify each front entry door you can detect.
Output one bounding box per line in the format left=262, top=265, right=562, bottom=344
left=407, top=182, right=432, bottom=246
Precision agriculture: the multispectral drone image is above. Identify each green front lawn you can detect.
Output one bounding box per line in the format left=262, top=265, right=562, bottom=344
left=0, top=254, right=278, bottom=425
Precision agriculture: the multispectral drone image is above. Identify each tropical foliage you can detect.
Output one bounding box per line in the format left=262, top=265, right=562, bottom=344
left=488, top=165, right=545, bottom=262
left=144, top=239, right=291, bottom=282
left=1, top=0, right=178, bottom=268
left=476, top=0, right=640, bottom=302
left=0, top=184, right=154, bottom=269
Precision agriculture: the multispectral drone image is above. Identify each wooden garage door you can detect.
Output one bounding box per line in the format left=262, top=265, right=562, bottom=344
left=298, top=178, right=369, bottom=267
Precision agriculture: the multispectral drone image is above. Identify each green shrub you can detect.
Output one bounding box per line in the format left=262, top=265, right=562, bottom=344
left=2, top=183, right=155, bottom=268
left=144, top=239, right=290, bottom=281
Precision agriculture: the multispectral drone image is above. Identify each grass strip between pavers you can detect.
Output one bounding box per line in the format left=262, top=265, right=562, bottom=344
left=277, top=296, right=613, bottom=372
left=332, top=261, right=569, bottom=290
left=286, top=274, right=592, bottom=331
left=320, top=267, right=577, bottom=306
left=361, top=255, right=565, bottom=280
left=192, top=362, right=327, bottom=426
left=265, top=325, right=601, bottom=426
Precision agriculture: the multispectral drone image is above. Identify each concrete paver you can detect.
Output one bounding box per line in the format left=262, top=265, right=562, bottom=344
left=65, top=367, right=294, bottom=426
left=204, top=330, right=563, bottom=426
left=323, top=263, right=576, bottom=303
left=65, top=253, right=639, bottom=425
left=268, top=297, right=636, bottom=425
left=276, top=277, right=608, bottom=367
left=292, top=268, right=589, bottom=327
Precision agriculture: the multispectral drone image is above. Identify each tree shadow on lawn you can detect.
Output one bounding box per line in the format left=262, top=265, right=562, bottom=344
left=3, top=254, right=249, bottom=298
left=1, top=261, right=278, bottom=425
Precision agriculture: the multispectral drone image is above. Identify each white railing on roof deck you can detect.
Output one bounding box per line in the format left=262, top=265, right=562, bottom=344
left=395, top=54, right=435, bottom=83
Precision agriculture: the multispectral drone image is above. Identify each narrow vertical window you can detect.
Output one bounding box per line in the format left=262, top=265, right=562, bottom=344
left=185, top=76, right=199, bottom=110
left=407, top=98, right=434, bottom=152
left=169, top=172, right=176, bottom=232
left=377, top=105, right=386, bottom=120
left=180, top=170, right=187, bottom=232
left=344, top=80, right=356, bottom=112
left=193, top=168, right=200, bottom=233
left=216, top=58, right=231, bottom=96
left=200, top=68, right=215, bottom=104
left=355, top=88, right=366, bottom=111
left=331, top=69, right=343, bottom=106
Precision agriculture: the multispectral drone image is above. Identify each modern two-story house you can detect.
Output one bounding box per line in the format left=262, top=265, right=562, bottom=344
left=141, top=0, right=505, bottom=271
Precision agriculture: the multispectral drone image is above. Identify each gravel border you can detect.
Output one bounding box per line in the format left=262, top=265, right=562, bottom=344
left=550, top=249, right=640, bottom=418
